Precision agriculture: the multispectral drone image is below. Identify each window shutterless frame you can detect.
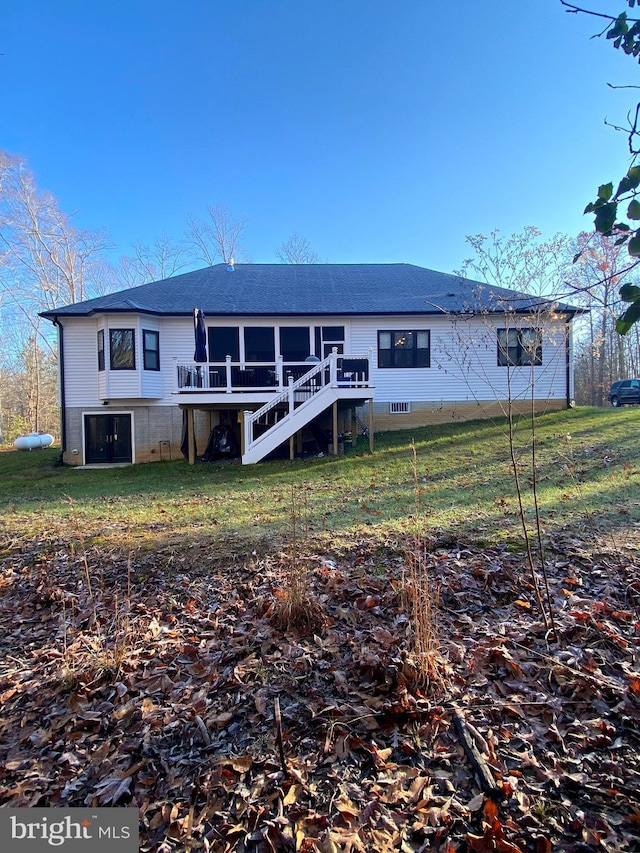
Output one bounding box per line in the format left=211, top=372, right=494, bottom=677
left=142, top=329, right=160, bottom=371
left=244, top=327, right=275, bottom=362
left=280, top=326, right=311, bottom=361
left=497, top=328, right=542, bottom=367
left=97, top=329, right=105, bottom=371
left=378, top=330, right=430, bottom=368
left=208, top=326, right=240, bottom=362
left=109, top=329, right=136, bottom=370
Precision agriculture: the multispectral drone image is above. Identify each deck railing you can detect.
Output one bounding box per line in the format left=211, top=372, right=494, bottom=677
left=175, top=352, right=371, bottom=394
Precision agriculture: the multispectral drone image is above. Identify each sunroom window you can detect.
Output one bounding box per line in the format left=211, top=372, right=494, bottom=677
left=245, top=327, right=275, bottom=362
left=208, top=327, right=240, bottom=362
left=280, top=327, right=310, bottom=361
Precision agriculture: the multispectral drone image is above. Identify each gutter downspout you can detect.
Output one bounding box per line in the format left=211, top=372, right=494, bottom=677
left=565, top=315, right=572, bottom=409
left=53, top=317, right=67, bottom=465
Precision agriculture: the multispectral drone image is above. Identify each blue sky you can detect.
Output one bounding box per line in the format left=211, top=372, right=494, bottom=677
left=3, top=0, right=637, bottom=274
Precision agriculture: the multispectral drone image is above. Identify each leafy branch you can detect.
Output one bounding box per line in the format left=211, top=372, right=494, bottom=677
left=564, top=1, right=640, bottom=332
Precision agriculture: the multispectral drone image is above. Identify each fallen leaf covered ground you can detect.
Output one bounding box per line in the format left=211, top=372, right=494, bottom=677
left=1, top=525, right=639, bottom=852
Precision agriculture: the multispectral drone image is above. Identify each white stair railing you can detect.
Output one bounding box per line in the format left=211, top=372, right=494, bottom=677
left=243, top=351, right=336, bottom=454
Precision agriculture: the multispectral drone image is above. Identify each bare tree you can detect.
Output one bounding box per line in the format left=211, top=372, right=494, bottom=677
left=566, top=231, right=639, bottom=404
left=0, top=151, right=111, bottom=436
left=454, top=226, right=640, bottom=405
left=186, top=202, right=248, bottom=265
left=0, top=151, right=112, bottom=351
left=275, top=233, right=319, bottom=264
left=435, top=302, right=564, bottom=639
left=455, top=226, right=571, bottom=297
left=0, top=320, right=59, bottom=442
left=117, top=235, right=191, bottom=287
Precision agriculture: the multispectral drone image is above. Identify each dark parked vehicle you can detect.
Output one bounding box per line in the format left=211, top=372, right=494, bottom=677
left=608, top=379, right=640, bottom=407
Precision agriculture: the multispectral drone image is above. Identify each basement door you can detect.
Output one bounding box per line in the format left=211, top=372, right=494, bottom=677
left=84, top=414, right=132, bottom=464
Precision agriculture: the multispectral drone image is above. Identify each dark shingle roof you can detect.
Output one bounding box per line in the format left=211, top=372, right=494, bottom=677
left=40, top=263, right=579, bottom=319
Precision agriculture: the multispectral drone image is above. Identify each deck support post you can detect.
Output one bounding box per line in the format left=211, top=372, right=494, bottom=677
left=240, top=410, right=248, bottom=457
left=289, top=434, right=295, bottom=460
left=187, top=408, right=196, bottom=465
left=368, top=399, right=374, bottom=453
left=332, top=401, right=338, bottom=456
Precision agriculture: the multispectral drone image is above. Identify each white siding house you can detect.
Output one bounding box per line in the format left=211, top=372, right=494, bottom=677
left=41, top=264, right=579, bottom=466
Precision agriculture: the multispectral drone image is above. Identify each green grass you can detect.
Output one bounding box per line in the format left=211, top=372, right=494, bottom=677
left=1, top=407, right=639, bottom=558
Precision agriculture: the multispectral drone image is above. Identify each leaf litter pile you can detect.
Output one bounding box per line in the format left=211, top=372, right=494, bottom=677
left=1, top=524, right=639, bottom=852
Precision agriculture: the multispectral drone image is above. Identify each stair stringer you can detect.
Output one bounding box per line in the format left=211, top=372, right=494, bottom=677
left=242, top=383, right=339, bottom=464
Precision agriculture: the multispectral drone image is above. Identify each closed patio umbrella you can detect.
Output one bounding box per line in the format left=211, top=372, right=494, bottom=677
left=194, top=308, right=207, bottom=362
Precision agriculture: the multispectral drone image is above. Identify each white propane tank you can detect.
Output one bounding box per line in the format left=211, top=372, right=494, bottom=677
left=13, top=432, right=54, bottom=450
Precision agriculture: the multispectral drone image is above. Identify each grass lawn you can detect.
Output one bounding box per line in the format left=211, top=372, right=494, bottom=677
left=1, top=406, right=639, bottom=555
left=1, top=407, right=639, bottom=852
